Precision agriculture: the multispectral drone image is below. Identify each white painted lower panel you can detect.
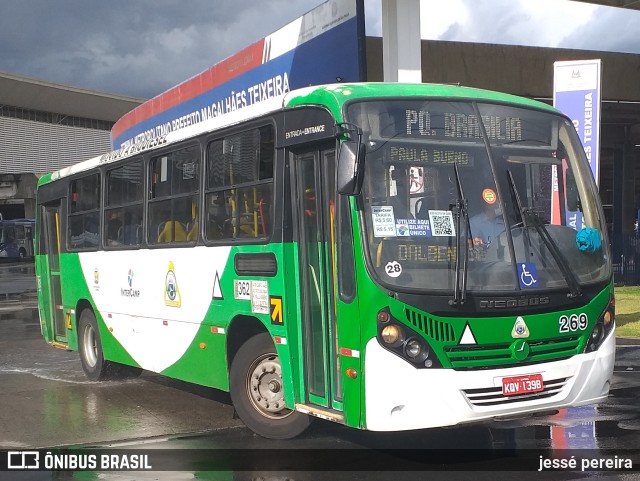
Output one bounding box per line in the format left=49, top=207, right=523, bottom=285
left=364, top=331, right=615, bottom=431
left=79, top=246, right=231, bottom=372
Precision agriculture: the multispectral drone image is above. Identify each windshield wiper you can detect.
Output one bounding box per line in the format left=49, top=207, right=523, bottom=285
left=506, top=170, right=582, bottom=298
left=449, top=162, right=470, bottom=306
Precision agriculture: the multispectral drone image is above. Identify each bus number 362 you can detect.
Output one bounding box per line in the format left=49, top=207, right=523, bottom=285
left=558, top=313, right=588, bottom=333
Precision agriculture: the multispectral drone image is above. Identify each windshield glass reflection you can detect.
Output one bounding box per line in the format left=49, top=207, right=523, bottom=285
left=347, top=100, right=610, bottom=294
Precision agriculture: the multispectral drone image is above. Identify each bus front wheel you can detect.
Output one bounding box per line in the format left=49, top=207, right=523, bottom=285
left=230, top=332, right=311, bottom=439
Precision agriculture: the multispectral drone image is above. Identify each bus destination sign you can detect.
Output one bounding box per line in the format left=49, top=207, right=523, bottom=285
left=405, top=109, right=523, bottom=143
left=385, top=145, right=473, bottom=166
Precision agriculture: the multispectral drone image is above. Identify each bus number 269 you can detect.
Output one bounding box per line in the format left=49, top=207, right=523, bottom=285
left=558, top=313, right=588, bottom=333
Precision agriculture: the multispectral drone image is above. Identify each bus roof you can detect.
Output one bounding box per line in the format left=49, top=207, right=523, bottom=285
left=38, top=82, right=559, bottom=186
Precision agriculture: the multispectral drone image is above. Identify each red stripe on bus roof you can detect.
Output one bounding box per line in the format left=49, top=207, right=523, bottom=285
left=112, top=39, right=265, bottom=140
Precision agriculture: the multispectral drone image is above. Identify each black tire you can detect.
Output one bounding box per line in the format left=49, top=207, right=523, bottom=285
left=230, top=332, right=311, bottom=439
left=114, top=364, right=143, bottom=379
left=77, top=309, right=142, bottom=381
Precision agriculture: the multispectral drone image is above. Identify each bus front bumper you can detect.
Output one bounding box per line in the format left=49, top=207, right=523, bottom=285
left=363, top=330, right=615, bottom=431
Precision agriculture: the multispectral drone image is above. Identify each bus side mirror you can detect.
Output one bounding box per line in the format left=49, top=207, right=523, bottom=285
left=337, top=141, right=365, bottom=196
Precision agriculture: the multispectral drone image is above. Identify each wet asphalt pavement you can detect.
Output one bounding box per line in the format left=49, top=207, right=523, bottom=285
left=0, top=261, right=638, bottom=479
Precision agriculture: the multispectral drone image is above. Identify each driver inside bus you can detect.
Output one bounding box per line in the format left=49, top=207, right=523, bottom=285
left=470, top=201, right=505, bottom=245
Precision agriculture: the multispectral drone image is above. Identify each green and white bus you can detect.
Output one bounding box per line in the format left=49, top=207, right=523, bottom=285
left=35, top=83, right=615, bottom=439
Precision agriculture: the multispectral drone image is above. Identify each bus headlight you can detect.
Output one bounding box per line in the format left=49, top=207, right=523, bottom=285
left=404, top=337, right=430, bottom=364
left=405, top=339, right=422, bottom=358
left=381, top=325, right=401, bottom=344
left=589, top=324, right=603, bottom=346
left=376, top=307, right=442, bottom=369
left=585, top=299, right=614, bottom=353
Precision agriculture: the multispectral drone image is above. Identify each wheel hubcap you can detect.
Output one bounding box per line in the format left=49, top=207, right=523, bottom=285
left=247, top=353, right=292, bottom=419
left=82, top=325, right=98, bottom=368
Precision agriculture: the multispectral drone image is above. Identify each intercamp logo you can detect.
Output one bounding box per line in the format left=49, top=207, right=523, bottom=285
left=7, top=451, right=39, bottom=469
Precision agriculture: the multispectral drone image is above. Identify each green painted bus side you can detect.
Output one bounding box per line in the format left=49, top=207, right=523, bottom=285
left=35, top=83, right=615, bottom=438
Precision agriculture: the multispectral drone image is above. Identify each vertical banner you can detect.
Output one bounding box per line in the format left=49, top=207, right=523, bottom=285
left=553, top=59, right=602, bottom=184
left=553, top=59, right=602, bottom=231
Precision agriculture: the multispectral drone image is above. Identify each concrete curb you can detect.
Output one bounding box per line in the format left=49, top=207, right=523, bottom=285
left=616, top=336, right=640, bottom=346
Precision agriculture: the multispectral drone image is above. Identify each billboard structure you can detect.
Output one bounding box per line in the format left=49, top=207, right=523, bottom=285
left=552, top=59, right=602, bottom=231
left=111, top=0, right=366, bottom=149
left=553, top=59, right=602, bottom=185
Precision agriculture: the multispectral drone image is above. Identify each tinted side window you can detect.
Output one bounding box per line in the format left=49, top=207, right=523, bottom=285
left=105, top=159, right=143, bottom=247
left=68, top=173, right=100, bottom=250
left=205, top=126, right=274, bottom=241
left=148, top=145, right=200, bottom=245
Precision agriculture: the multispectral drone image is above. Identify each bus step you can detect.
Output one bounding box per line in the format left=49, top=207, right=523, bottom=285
left=49, top=341, right=70, bottom=351
left=295, top=404, right=344, bottom=423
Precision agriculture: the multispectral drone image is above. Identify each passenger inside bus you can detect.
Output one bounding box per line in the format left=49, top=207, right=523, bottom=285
left=106, top=214, right=122, bottom=246
left=206, top=193, right=231, bottom=239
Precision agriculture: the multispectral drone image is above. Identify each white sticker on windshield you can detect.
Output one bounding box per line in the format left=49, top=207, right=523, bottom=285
left=372, top=206, right=397, bottom=237
left=428, top=210, right=456, bottom=237
left=385, top=261, right=402, bottom=278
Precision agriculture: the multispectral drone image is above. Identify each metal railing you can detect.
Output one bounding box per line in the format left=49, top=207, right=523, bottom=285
left=613, top=235, right=640, bottom=285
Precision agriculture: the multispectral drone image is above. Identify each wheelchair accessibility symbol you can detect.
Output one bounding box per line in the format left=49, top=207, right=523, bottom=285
left=518, top=262, right=538, bottom=289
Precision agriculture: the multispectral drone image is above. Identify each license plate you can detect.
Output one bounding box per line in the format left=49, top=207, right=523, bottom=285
left=501, top=374, right=544, bottom=396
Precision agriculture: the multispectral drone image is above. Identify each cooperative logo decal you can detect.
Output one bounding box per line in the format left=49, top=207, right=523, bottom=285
left=164, top=261, right=181, bottom=307
left=511, top=316, right=530, bottom=339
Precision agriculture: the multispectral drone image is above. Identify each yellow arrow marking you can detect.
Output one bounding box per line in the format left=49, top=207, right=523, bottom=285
left=270, top=297, right=283, bottom=325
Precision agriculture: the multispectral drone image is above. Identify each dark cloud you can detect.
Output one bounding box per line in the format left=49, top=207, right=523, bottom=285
left=0, top=0, right=320, bottom=98
left=2, top=0, right=637, bottom=100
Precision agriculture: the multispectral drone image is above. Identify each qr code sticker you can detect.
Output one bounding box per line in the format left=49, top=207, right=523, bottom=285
left=428, top=210, right=456, bottom=237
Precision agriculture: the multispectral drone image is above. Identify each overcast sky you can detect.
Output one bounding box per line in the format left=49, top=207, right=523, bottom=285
left=0, top=0, right=638, bottom=100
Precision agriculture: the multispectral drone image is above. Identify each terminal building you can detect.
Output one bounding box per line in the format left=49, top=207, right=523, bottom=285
left=0, top=0, right=638, bottom=281
left=0, top=72, right=142, bottom=219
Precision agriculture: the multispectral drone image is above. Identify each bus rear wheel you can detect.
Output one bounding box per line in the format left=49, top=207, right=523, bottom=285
left=230, top=332, right=310, bottom=439
left=78, top=309, right=142, bottom=381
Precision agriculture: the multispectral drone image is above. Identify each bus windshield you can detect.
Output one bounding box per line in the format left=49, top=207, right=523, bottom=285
left=347, top=99, right=611, bottom=294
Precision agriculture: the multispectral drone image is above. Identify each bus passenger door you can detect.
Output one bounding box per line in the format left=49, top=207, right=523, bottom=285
left=39, top=202, right=67, bottom=345
left=291, top=146, right=358, bottom=416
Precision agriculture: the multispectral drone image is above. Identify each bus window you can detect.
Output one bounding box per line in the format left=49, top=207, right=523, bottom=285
left=205, top=126, right=274, bottom=241
left=148, top=145, right=200, bottom=245
left=68, top=174, right=100, bottom=250
left=105, top=160, right=143, bottom=247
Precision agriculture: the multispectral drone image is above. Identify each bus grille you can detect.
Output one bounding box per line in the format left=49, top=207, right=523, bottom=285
left=444, top=336, right=581, bottom=370
left=405, top=308, right=456, bottom=342
left=462, top=377, right=569, bottom=407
